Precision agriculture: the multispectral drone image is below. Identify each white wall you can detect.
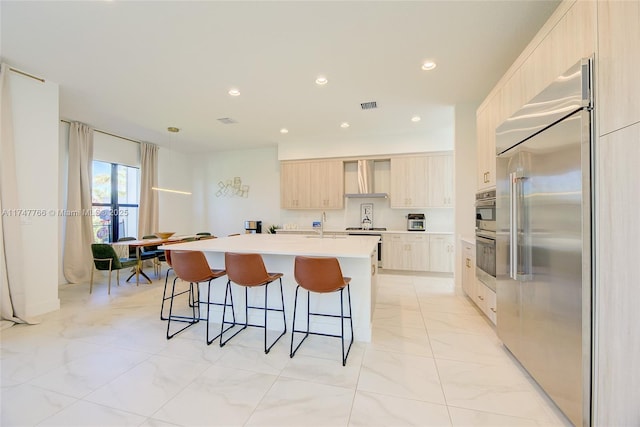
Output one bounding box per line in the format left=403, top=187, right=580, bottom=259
left=10, top=71, right=60, bottom=316
left=192, top=147, right=282, bottom=236
left=157, top=146, right=195, bottom=235
left=453, top=103, right=478, bottom=289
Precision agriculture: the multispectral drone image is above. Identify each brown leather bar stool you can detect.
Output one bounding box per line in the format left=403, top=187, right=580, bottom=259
left=166, top=250, right=235, bottom=344
left=160, top=249, right=175, bottom=320
left=290, top=256, right=353, bottom=366
left=220, top=252, right=286, bottom=353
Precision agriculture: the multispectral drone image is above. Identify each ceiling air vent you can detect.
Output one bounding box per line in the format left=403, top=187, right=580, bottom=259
left=360, top=101, right=378, bottom=110
left=217, top=117, right=238, bottom=124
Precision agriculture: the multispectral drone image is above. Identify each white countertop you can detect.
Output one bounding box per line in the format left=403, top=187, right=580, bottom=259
left=461, top=236, right=476, bottom=245
left=276, top=229, right=453, bottom=235
left=159, top=233, right=380, bottom=259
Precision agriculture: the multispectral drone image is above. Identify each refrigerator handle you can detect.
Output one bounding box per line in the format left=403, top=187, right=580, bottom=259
left=509, top=172, right=518, bottom=280
left=510, top=171, right=531, bottom=281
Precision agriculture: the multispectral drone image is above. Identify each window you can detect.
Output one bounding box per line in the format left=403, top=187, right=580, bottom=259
left=92, top=161, right=140, bottom=243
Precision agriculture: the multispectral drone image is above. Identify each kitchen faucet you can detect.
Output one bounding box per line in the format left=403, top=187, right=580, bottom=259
left=320, top=211, right=326, bottom=238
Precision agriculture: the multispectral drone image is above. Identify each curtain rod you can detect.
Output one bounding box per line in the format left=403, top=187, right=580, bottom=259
left=8, top=67, right=45, bottom=83
left=60, top=119, right=142, bottom=145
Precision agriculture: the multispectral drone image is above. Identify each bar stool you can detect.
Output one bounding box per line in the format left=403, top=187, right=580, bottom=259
left=290, top=256, right=353, bottom=366
left=166, top=250, right=235, bottom=344
left=160, top=249, right=175, bottom=320
left=220, top=252, right=286, bottom=353
left=160, top=238, right=199, bottom=320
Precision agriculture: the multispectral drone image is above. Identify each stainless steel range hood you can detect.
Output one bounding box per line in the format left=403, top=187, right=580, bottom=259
left=345, top=160, right=388, bottom=198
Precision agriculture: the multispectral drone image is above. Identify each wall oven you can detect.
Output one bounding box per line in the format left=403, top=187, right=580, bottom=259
left=475, top=190, right=496, bottom=291
left=475, top=189, right=496, bottom=232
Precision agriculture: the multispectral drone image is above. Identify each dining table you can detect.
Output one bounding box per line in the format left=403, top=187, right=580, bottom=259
left=111, top=235, right=195, bottom=285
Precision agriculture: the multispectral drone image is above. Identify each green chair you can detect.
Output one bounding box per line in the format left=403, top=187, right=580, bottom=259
left=118, top=236, right=156, bottom=283
left=90, top=243, right=139, bottom=294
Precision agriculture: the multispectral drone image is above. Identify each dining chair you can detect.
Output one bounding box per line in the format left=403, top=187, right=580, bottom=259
left=90, top=243, right=138, bottom=294
left=220, top=252, right=286, bottom=353
left=142, top=234, right=163, bottom=277
left=118, top=236, right=157, bottom=284
left=290, top=256, right=354, bottom=366
left=166, top=250, right=235, bottom=343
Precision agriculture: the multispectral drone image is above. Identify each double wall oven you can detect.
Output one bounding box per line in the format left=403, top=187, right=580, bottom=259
left=475, top=189, right=496, bottom=291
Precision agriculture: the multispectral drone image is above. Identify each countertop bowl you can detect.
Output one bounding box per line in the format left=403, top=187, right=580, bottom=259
left=155, top=232, right=175, bottom=239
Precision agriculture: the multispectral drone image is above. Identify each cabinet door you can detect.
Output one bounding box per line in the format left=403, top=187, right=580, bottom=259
left=598, top=0, right=640, bottom=135
left=426, top=154, right=454, bottom=207
left=476, top=103, right=497, bottom=190
left=309, top=160, right=344, bottom=209
left=429, top=234, right=454, bottom=273
left=474, top=277, right=487, bottom=314
left=408, top=234, right=429, bottom=271
left=486, top=287, right=497, bottom=325
left=382, top=234, right=406, bottom=270
left=461, top=241, right=476, bottom=298
left=281, top=161, right=310, bottom=209
left=390, top=156, right=428, bottom=208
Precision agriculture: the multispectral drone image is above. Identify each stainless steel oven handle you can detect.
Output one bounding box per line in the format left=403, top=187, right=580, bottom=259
left=475, top=199, right=496, bottom=207
left=475, top=235, right=495, bottom=245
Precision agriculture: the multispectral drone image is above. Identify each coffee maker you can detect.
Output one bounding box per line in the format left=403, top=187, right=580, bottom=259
left=244, top=220, right=262, bottom=234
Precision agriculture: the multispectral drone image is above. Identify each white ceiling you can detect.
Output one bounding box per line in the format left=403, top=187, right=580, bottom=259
left=1, top=1, right=560, bottom=154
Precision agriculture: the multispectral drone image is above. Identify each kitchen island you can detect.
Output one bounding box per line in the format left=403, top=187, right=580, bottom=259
left=160, top=233, right=380, bottom=341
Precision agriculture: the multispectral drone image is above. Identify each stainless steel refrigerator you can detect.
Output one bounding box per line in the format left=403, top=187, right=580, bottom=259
left=495, top=59, right=592, bottom=426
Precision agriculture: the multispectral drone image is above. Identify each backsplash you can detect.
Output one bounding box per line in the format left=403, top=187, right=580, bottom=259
left=279, top=200, right=453, bottom=232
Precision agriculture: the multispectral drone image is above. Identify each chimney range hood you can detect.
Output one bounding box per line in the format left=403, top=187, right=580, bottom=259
left=345, top=160, right=388, bottom=198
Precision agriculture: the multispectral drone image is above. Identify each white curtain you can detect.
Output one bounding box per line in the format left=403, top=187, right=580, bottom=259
left=63, top=122, right=94, bottom=283
left=138, top=142, right=159, bottom=238
left=0, top=64, right=29, bottom=326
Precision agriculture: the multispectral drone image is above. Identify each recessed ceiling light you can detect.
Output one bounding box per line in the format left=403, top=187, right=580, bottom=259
left=340, top=122, right=350, bottom=128
left=411, top=116, right=421, bottom=122
left=315, top=76, right=328, bottom=85
left=280, top=128, right=289, bottom=134
left=228, top=88, right=240, bottom=96
left=167, top=126, right=180, bottom=133
left=421, top=61, right=437, bottom=71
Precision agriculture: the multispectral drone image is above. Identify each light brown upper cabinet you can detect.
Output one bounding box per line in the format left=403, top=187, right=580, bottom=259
left=598, top=0, right=640, bottom=135
left=280, top=159, right=344, bottom=209
left=390, top=153, right=453, bottom=208
left=476, top=103, right=497, bottom=191
left=390, top=156, right=428, bottom=208
left=427, top=153, right=454, bottom=207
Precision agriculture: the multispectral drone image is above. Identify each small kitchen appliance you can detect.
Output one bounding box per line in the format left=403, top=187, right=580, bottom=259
left=407, top=213, right=425, bottom=231
left=244, top=220, right=262, bottom=234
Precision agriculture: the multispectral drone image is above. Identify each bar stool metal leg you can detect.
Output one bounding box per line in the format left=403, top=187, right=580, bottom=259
left=160, top=267, right=174, bottom=320
left=166, top=278, right=200, bottom=339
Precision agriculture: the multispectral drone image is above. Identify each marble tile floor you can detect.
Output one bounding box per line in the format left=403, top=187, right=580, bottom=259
left=1, top=271, right=572, bottom=426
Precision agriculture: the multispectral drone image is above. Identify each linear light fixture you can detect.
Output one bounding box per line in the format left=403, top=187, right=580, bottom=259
left=155, top=127, right=192, bottom=195
left=152, top=186, right=192, bottom=195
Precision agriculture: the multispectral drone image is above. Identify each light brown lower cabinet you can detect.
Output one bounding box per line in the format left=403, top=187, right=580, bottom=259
left=461, top=239, right=496, bottom=325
